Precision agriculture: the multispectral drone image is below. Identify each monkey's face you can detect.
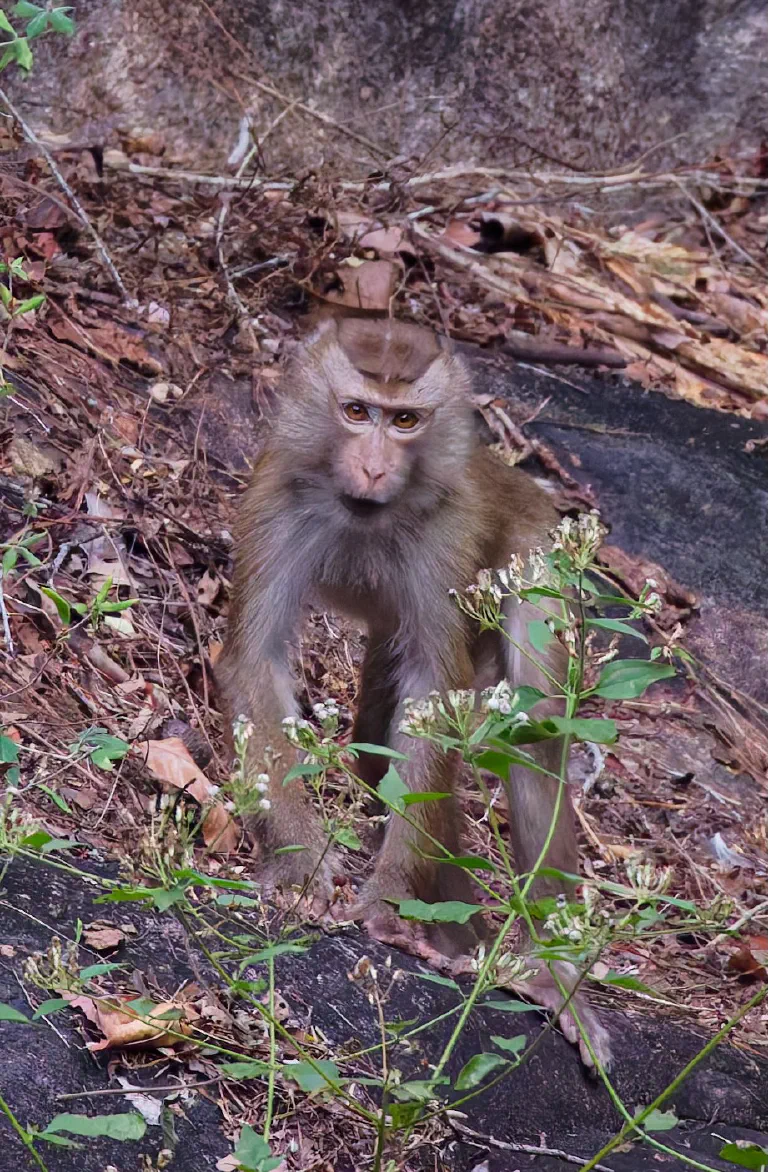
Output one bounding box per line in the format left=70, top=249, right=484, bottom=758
left=331, top=390, right=430, bottom=516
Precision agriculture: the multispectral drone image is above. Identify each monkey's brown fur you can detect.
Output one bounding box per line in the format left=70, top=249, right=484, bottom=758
left=217, top=316, right=611, bottom=1068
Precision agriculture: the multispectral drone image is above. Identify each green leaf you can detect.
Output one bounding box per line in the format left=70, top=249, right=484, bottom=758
left=640, top=1107, right=678, bottom=1132
left=481, top=998, right=535, bottom=1013
left=718, top=1141, right=768, bottom=1170
left=43, top=1112, right=146, bottom=1141
left=24, top=11, right=48, bottom=38
left=282, top=763, right=325, bottom=783
left=34, top=783, right=73, bottom=814
left=455, top=1052, right=507, bottom=1090
left=123, top=997, right=159, bottom=1017
left=0, top=734, right=19, bottom=763
left=333, top=825, right=362, bottom=850
left=79, top=962, right=124, bottom=980
left=0, top=11, right=16, bottom=34
left=415, top=973, right=462, bottom=993
left=49, top=8, right=75, bottom=35
left=597, top=972, right=658, bottom=995
left=594, top=659, right=675, bottom=699
left=544, top=715, right=617, bottom=744
left=18, top=545, right=41, bottom=566
left=0, top=1002, right=31, bottom=1023
left=490, top=1033, right=526, bottom=1055
left=444, top=854, right=496, bottom=873
left=20, top=828, right=54, bottom=849
left=234, top=1125, right=283, bottom=1172
left=283, top=1059, right=340, bottom=1094
left=273, top=844, right=307, bottom=855
left=377, top=764, right=408, bottom=812
left=219, top=1060, right=270, bottom=1080
left=33, top=997, right=69, bottom=1019
left=40, top=585, right=71, bottom=624
left=39, top=836, right=80, bottom=854
left=390, top=1078, right=447, bottom=1102
left=527, top=619, right=555, bottom=653
left=402, top=790, right=450, bottom=805
left=240, top=942, right=308, bottom=963
left=14, top=36, right=32, bottom=70
left=396, top=899, right=483, bottom=925
left=13, top=2, right=43, bottom=17
left=100, top=598, right=138, bottom=613
left=2, top=547, right=18, bottom=574
left=346, top=742, right=408, bottom=760
left=587, top=617, right=647, bottom=643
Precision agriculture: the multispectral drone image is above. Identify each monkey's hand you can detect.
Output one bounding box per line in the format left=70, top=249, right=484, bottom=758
left=505, top=957, right=613, bottom=1073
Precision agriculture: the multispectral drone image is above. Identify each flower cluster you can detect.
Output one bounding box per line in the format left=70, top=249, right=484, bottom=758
left=625, top=860, right=674, bottom=899
left=312, top=698, right=340, bottom=734
left=230, top=714, right=271, bottom=812
left=551, top=511, right=606, bottom=571
left=398, top=689, right=476, bottom=740
left=450, top=567, right=504, bottom=630
left=542, top=889, right=612, bottom=947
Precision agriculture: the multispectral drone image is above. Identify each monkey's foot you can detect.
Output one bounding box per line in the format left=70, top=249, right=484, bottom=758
left=349, top=882, right=479, bottom=960
left=253, top=849, right=342, bottom=920
left=504, top=958, right=613, bottom=1073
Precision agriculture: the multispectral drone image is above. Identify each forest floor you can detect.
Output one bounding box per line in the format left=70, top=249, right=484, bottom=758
left=0, top=129, right=768, bottom=1170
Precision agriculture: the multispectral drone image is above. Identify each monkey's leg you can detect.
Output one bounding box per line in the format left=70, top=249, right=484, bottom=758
left=501, top=602, right=612, bottom=1069
left=218, top=579, right=339, bottom=910
left=350, top=635, right=400, bottom=790
left=353, top=637, right=482, bottom=957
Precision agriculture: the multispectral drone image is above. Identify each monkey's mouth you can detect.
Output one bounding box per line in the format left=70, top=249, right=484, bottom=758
left=339, top=494, right=389, bottom=519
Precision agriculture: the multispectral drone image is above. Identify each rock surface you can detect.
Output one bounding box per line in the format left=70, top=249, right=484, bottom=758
left=9, top=0, right=768, bottom=172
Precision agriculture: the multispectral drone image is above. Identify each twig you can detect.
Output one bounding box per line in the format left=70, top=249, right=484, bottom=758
left=0, top=87, right=130, bottom=303
left=0, top=569, right=14, bottom=657
left=502, top=336, right=627, bottom=369
left=705, top=896, right=768, bottom=954
left=447, top=1116, right=616, bottom=1171
left=674, top=179, right=768, bottom=276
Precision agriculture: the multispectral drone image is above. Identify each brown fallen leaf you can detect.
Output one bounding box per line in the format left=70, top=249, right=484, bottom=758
left=728, top=935, right=768, bottom=982
left=83, top=922, right=125, bottom=952
left=134, top=736, right=238, bottom=853
left=322, top=259, right=398, bottom=312
left=68, top=993, right=197, bottom=1050
left=359, top=225, right=405, bottom=256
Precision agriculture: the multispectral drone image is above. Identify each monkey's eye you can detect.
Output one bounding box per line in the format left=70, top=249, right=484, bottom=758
left=343, top=402, right=370, bottom=423
left=392, top=411, right=419, bottom=431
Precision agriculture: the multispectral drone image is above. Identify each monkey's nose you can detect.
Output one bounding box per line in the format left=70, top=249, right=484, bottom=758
left=363, top=468, right=385, bottom=485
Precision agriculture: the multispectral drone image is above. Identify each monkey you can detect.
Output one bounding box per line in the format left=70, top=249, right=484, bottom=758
left=217, top=315, right=611, bottom=1069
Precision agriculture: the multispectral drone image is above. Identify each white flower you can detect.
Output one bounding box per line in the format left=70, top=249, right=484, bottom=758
left=259, top=797, right=271, bottom=812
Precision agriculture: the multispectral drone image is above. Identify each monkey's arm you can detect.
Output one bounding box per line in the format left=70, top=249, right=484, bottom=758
left=217, top=470, right=337, bottom=898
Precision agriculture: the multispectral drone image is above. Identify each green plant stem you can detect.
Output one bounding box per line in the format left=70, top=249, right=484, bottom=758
left=0, top=1092, right=49, bottom=1171
left=427, top=909, right=518, bottom=1094
left=185, top=910, right=377, bottom=1124
left=264, top=955, right=277, bottom=1141
left=580, top=983, right=768, bottom=1172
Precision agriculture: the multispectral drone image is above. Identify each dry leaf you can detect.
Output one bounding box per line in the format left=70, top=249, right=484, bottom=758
left=83, top=923, right=125, bottom=952
left=359, top=226, right=405, bottom=256
left=441, top=219, right=482, bottom=249
left=69, top=993, right=196, bottom=1051
left=135, top=737, right=238, bottom=853
left=196, top=570, right=221, bottom=608
left=728, top=936, right=768, bottom=982
left=323, top=259, right=398, bottom=311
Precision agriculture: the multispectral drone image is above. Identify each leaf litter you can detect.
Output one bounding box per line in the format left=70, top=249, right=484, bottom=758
left=0, top=121, right=767, bottom=1165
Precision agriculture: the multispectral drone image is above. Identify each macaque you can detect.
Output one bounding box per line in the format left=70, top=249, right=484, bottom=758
left=217, top=316, right=611, bottom=1068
